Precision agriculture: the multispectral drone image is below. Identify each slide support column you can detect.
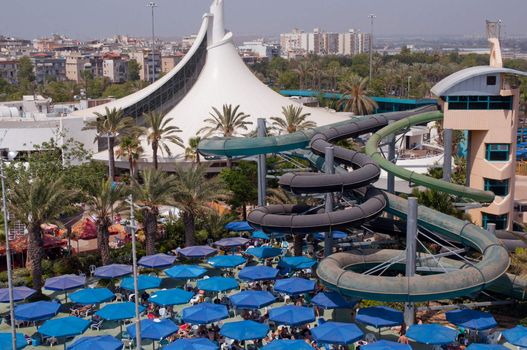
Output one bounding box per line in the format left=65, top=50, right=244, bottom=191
left=324, top=146, right=335, bottom=258
left=443, top=128, right=453, bottom=182
left=487, top=223, right=496, bottom=236
left=387, top=120, right=396, bottom=194
left=257, top=118, right=267, bottom=207
left=404, top=197, right=418, bottom=325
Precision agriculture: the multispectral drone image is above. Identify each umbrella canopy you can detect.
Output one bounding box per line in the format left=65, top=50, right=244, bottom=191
left=207, top=255, right=246, bottom=269
left=274, top=277, right=315, bottom=295
left=251, top=231, right=269, bottom=240
left=225, top=221, right=254, bottom=232
left=148, top=288, right=194, bottom=306
left=311, top=291, right=357, bottom=309
left=15, top=301, right=60, bottom=321
left=356, top=306, right=404, bottom=328
left=214, top=237, right=250, bottom=248
left=466, top=345, right=508, bottom=350
left=67, top=335, right=123, bottom=350
left=176, top=246, right=217, bottom=258
left=312, top=321, right=363, bottom=345
left=0, top=332, right=28, bottom=349
left=245, top=247, right=282, bottom=259
left=229, top=291, right=276, bottom=309
left=182, top=303, right=229, bottom=324
left=126, top=319, right=178, bottom=340
left=94, top=264, right=132, bottom=279
left=261, top=340, right=313, bottom=350
left=120, top=275, right=162, bottom=291
left=362, top=340, right=412, bottom=350
left=278, top=257, right=317, bottom=271
left=220, top=320, right=269, bottom=341
left=69, top=288, right=115, bottom=305
left=313, top=231, right=347, bottom=241
left=39, top=316, right=90, bottom=338
left=44, top=274, right=86, bottom=291
left=238, top=266, right=279, bottom=281
left=0, top=286, right=36, bottom=303
left=269, top=306, right=315, bottom=326
left=503, top=325, right=527, bottom=347
left=96, top=302, right=145, bottom=321
left=164, top=338, right=218, bottom=350
left=138, top=253, right=176, bottom=269
left=407, top=324, right=458, bottom=345
left=445, top=309, right=497, bottom=331
left=197, top=277, right=238, bottom=293
left=164, top=265, right=207, bottom=279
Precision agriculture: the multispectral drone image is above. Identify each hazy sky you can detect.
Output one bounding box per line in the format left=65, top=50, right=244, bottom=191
left=1, top=0, right=526, bottom=40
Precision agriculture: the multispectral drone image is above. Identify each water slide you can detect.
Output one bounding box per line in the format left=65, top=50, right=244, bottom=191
left=198, top=107, right=527, bottom=301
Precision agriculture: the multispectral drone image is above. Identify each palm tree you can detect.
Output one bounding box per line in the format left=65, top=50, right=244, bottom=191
left=143, top=111, right=184, bottom=170
left=294, top=61, right=312, bottom=90
left=271, top=105, right=316, bottom=134
left=131, top=169, right=177, bottom=255
left=116, top=134, right=144, bottom=178
left=185, top=136, right=202, bottom=164
left=172, top=164, right=227, bottom=246
left=85, top=179, right=127, bottom=265
left=8, top=176, right=76, bottom=291
left=198, top=104, right=252, bottom=138
left=83, top=107, right=136, bottom=181
left=338, top=75, right=378, bottom=115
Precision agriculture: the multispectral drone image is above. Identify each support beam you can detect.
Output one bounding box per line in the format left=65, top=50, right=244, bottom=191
left=487, top=223, right=496, bottom=236
left=257, top=118, right=267, bottom=207
left=324, top=146, right=335, bottom=258
left=404, top=197, right=418, bottom=325
left=443, top=128, right=453, bottom=182
left=387, top=120, right=396, bottom=194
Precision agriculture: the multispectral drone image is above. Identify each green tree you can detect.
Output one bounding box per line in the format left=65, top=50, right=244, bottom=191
left=220, top=161, right=258, bottom=220
left=338, top=75, right=378, bottom=115
left=17, top=56, right=35, bottom=95
left=185, top=136, right=202, bottom=164
left=127, top=59, right=141, bottom=81
left=144, top=111, right=183, bottom=170
left=116, top=134, right=144, bottom=177
left=271, top=105, right=316, bottom=134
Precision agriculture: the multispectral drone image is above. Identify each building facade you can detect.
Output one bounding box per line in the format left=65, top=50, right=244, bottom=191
left=31, top=55, right=66, bottom=84
left=103, top=57, right=128, bottom=83
left=130, top=50, right=161, bottom=81
left=0, top=60, right=18, bottom=84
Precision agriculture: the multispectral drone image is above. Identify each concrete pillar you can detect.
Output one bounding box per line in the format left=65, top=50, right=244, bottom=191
left=487, top=223, right=496, bottom=236
left=443, top=128, right=453, bottom=182
left=257, top=118, right=267, bottom=207
left=387, top=120, right=396, bottom=194
left=404, top=197, right=418, bottom=325
left=324, top=146, right=335, bottom=258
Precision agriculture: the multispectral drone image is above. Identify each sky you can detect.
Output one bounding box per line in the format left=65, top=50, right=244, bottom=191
left=1, top=0, right=526, bottom=40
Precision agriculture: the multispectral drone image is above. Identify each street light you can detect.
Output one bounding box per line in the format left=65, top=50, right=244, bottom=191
left=147, top=2, right=158, bottom=84
left=407, top=76, right=412, bottom=98
left=368, top=13, right=376, bottom=82
left=0, top=148, right=17, bottom=350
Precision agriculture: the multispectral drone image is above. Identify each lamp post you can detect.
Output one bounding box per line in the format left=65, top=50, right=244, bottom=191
left=147, top=2, right=158, bottom=84
left=407, top=76, right=412, bottom=98
left=368, top=14, right=376, bottom=82
left=126, top=195, right=141, bottom=349
left=1, top=149, right=17, bottom=350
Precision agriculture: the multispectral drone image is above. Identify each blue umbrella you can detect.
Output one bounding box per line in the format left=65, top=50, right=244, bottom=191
left=15, top=301, right=60, bottom=321
left=164, top=265, right=207, bottom=279
left=356, top=306, right=404, bottom=328
left=238, top=266, right=279, bottom=281
left=0, top=332, right=28, bottom=349
left=445, top=309, right=497, bottom=331
left=261, top=340, right=313, bottom=350
left=229, top=291, right=275, bottom=309
left=225, top=221, right=254, bottom=232
left=466, top=345, right=508, bottom=350
left=138, top=253, right=176, bottom=269
left=312, top=321, right=363, bottom=345
left=39, top=316, right=90, bottom=338
left=182, top=303, right=229, bottom=324
left=503, top=325, right=527, bottom=347
left=251, top=231, right=269, bottom=240
left=94, top=264, right=132, bottom=279
left=207, top=255, right=246, bottom=269
left=407, top=324, right=458, bottom=345
left=311, top=291, right=357, bottom=309
left=126, top=319, right=178, bottom=340
left=44, top=274, right=86, bottom=291
left=177, top=246, right=217, bottom=258
left=120, top=275, right=162, bottom=291
left=278, top=257, right=317, bottom=271
left=164, top=338, right=218, bottom=350
left=148, top=288, right=194, bottom=306
left=269, top=306, right=315, bottom=326
left=96, top=302, right=145, bottom=321
left=313, top=231, right=347, bottom=241
left=67, top=335, right=123, bottom=350
left=362, top=340, right=412, bottom=350
left=69, top=288, right=115, bottom=305
left=220, top=320, right=269, bottom=341
left=197, top=277, right=238, bottom=293
left=245, top=247, right=282, bottom=259
left=274, top=277, right=315, bottom=295
left=0, top=286, right=36, bottom=303
left=214, top=237, right=250, bottom=248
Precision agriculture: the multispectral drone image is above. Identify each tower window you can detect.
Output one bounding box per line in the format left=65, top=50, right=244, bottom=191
left=482, top=213, right=508, bottom=230
left=486, top=76, right=497, bottom=86
left=484, top=178, right=509, bottom=196
left=485, top=144, right=510, bottom=161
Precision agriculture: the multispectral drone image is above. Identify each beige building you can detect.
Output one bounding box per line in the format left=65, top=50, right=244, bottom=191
left=65, top=53, right=90, bottom=83
left=130, top=50, right=161, bottom=81
left=103, top=57, right=128, bottom=83
left=161, top=54, right=182, bottom=74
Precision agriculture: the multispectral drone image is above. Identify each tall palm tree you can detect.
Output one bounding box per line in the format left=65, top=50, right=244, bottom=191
left=271, top=105, right=316, bottom=134
left=198, top=104, right=252, bottom=138
left=294, top=61, right=312, bottom=90
left=131, top=169, right=177, bottom=255
left=83, top=107, right=136, bottom=181
left=338, top=75, right=378, bottom=115
left=185, top=136, right=202, bottom=164
left=116, top=134, right=144, bottom=178
left=143, top=111, right=184, bottom=170
left=8, top=176, right=76, bottom=291
left=85, top=179, right=127, bottom=265
left=172, top=164, right=227, bottom=246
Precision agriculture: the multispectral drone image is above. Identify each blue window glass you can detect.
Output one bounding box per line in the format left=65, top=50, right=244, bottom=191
left=485, top=144, right=510, bottom=161
left=446, top=95, right=512, bottom=110
left=484, top=178, right=509, bottom=196
left=482, top=213, right=508, bottom=230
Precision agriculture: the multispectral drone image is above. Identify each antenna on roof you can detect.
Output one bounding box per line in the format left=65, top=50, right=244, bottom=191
left=486, top=20, right=503, bottom=68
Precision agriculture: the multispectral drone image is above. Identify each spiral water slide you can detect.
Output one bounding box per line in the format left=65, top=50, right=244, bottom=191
left=198, top=107, right=527, bottom=301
